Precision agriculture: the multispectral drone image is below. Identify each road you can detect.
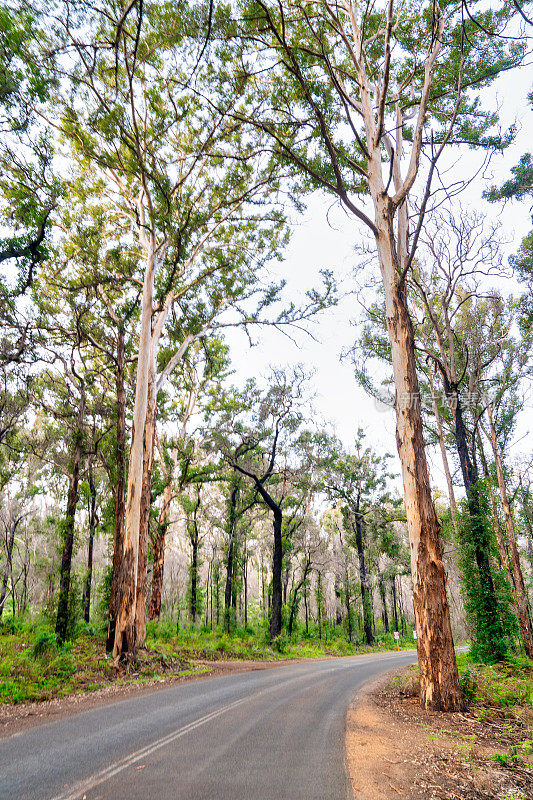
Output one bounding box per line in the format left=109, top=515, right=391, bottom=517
left=0, top=650, right=417, bottom=800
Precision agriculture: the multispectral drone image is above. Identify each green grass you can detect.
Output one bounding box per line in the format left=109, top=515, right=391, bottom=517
left=145, top=620, right=417, bottom=662
left=0, top=619, right=202, bottom=704
left=456, top=652, right=533, bottom=712
left=0, top=614, right=417, bottom=705
left=390, top=651, right=533, bottom=715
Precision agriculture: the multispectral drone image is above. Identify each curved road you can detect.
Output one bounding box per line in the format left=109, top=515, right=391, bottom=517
left=0, top=650, right=417, bottom=800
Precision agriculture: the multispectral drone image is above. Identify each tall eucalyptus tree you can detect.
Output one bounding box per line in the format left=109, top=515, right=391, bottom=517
left=226, top=0, right=527, bottom=708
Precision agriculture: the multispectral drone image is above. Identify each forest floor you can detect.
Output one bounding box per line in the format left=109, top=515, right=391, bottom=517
left=0, top=618, right=416, bottom=707
left=347, top=655, right=533, bottom=800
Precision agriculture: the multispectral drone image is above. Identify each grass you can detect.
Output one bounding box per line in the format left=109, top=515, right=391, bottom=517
left=456, top=652, right=533, bottom=712
left=145, top=618, right=418, bottom=662
left=390, top=652, right=533, bottom=715
left=0, top=618, right=205, bottom=704
left=0, top=614, right=416, bottom=705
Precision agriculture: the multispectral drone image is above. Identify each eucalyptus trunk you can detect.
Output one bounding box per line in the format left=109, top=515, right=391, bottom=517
left=448, top=388, right=504, bottom=634
left=113, top=244, right=155, bottom=662
left=270, top=508, right=283, bottom=639
left=0, top=518, right=17, bottom=618
left=376, top=216, right=463, bottom=710
left=478, top=433, right=511, bottom=575
left=148, top=484, right=171, bottom=621
left=56, top=409, right=85, bottom=641
left=107, top=325, right=126, bottom=651
left=83, top=460, right=97, bottom=623
left=485, top=405, right=533, bottom=658
left=352, top=510, right=373, bottom=645
left=135, top=374, right=157, bottom=648
left=224, top=479, right=239, bottom=632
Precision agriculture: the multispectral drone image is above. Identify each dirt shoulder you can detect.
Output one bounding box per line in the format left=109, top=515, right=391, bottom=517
left=0, top=658, right=288, bottom=739
left=346, top=673, right=533, bottom=800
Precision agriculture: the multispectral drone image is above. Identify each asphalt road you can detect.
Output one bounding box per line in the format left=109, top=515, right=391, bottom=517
left=0, top=650, right=417, bottom=800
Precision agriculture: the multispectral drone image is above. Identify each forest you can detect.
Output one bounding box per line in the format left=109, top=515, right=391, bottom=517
left=0, top=0, right=532, bottom=721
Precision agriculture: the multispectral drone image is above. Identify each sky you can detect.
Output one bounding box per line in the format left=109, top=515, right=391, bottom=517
left=224, top=60, right=533, bottom=493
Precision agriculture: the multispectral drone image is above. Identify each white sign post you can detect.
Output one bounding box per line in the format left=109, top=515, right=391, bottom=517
left=394, top=631, right=399, bottom=650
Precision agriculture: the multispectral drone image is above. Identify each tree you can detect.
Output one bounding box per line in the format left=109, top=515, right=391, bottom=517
left=226, top=0, right=528, bottom=708
left=43, top=0, right=335, bottom=661
left=0, top=3, right=59, bottom=294
left=317, top=430, right=396, bottom=644
left=486, top=87, right=533, bottom=334
left=354, top=208, right=529, bottom=659
left=209, top=369, right=310, bottom=638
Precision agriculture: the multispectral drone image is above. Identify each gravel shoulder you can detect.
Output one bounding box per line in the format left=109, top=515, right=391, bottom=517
left=346, top=673, right=533, bottom=800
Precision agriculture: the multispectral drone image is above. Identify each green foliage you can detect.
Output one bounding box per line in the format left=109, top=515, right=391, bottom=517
left=456, top=652, right=533, bottom=709
left=32, top=630, right=59, bottom=658
left=455, top=482, right=517, bottom=663
left=0, top=620, right=198, bottom=704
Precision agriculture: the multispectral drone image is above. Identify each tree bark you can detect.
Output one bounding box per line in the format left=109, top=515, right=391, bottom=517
left=429, top=374, right=458, bottom=533
left=224, top=478, right=239, bottom=632
left=188, top=487, right=202, bottom=624
left=56, top=389, right=85, bottom=642
left=477, top=432, right=511, bottom=575
left=107, top=325, right=127, bottom=651
left=113, top=238, right=156, bottom=662
left=377, top=222, right=463, bottom=710
left=288, top=556, right=311, bottom=635
left=352, top=504, right=374, bottom=645
left=391, top=576, right=399, bottom=632
left=135, top=373, right=157, bottom=648
left=445, top=384, right=505, bottom=651
left=269, top=507, right=283, bottom=639
left=378, top=575, right=389, bottom=633
left=243, top=532, right=248, bottom=627
left=148, top=478, right=171, bottom=621
left=0, top=517, right=18, bottom=618
left=83, top=459, right=97, bottom=623
left=485, top=404, right=533, bottom=658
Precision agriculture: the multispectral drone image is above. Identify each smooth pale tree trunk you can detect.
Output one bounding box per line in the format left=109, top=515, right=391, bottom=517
left=83, top=460, right=97, bottom=623
left=429, top=375, right=458, bottom=533
left=107, top=326, right=126, bottom=651
left=113, top=244, right=155, bottom=662
left=56, top=391, right=85, bottom=642
left=485, top=405, right=533, bottom=658
left=376, top=219, right=463, bottom=710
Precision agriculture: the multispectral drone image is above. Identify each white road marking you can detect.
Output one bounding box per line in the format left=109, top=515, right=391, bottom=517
left=49, top=695, right=250, bottom=800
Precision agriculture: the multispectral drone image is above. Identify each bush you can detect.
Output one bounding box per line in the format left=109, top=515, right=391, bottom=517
left=455, top=482, right=518, bottom=663
left=32, top=631, right=59, bottom=658
left=271, top=632, right=289, bottom=654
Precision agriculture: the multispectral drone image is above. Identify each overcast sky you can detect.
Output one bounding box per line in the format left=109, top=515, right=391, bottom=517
left=224, top=61, right=533, bottom=493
